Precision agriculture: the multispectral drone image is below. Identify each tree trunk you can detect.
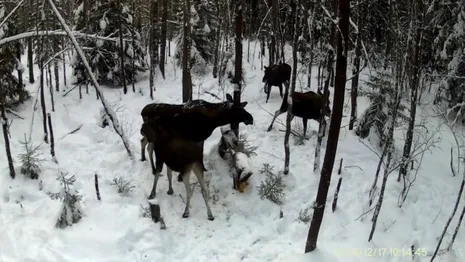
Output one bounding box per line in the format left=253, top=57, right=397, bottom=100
left=313, top=50, right=333, bottom=173
left=270, top=0, right=278, bottom=66
left=182, top=0, right=193, bottom=102
left=159, top=0, right=168, bottom=79
left=27, top=38, right=34, bottom=84
left=348, top=14, right=361, bottom=131
left=284, top=0, right=300, bottom=175
left=305, top=0, right=349, bottom=252
left=40, top=63, right=49, bottom=144
left=16, top=42, right=23, bottom=96
left=231, top=0, right=244, bottom=136
left=1, top=104, right=16, bottom=179
left=118, top=0, right=127, bottom=94
left=47, top=113, right=56, bottom=162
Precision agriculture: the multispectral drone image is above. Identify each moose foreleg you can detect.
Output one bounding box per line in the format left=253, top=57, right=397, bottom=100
left=267, top=108, right=285, bottom=132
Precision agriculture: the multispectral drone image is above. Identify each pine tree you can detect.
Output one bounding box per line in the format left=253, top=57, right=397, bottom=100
left=72, top=0, right=147, bottom=87
left=0, top=5, right=28, bottom=106
left=174, top=0, right=218, bottom=75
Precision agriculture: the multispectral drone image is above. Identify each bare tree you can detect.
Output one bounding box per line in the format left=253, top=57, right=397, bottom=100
left=305, top=0, right=349, bottom=252
left=159, top=0, right=168, bottom=79
left=283, top=0, right=300, bottom=175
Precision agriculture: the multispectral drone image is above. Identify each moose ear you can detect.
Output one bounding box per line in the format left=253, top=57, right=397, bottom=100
left=240, top=101, right=248, bottom=108
left=226, top=93, right=233, bottom=102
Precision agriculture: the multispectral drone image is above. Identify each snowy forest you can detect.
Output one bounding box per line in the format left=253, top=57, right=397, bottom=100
left=1, top=0, right=465, bottom=261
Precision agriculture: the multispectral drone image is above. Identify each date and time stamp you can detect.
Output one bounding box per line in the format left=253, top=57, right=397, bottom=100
left=334, top=247, right=427, bottom=257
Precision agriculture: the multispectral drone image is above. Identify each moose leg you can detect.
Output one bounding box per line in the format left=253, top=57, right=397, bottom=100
left=193, top=163, right=214, bottom=221
left=140, top=137, right=147, bottom=161
left=265, top=85, right=271, bottom=103
left=181, top=170, right=192, bottom=218
left=279, top=84, right=283, bottom=98
left=147, top=142, right=156, bottom=175
left=148, top=161, right=163, bottom=199
left=267, top=108, right=286, bottom=132
left=166, top=167, right=174, bottom=195
left=302, top=118, right=308, bottom=138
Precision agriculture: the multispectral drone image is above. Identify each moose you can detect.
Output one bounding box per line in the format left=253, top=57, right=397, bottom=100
left=141, top=120, right=213, bottom=220
left=267, top=89, right=331, bottom=138
left=140, top=94, right=254, bottom=219
left=262, top=63, right=292, bottom=103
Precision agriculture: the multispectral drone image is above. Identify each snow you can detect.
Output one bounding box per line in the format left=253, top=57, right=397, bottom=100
left=0, top=40, right=464, bottom=262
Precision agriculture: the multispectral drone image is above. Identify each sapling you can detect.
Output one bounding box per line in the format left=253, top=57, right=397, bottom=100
left=48, top=172, right=83, bottom=228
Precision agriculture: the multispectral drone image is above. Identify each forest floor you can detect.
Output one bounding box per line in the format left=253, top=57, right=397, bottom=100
left=0, top=41, right=464, bottom=262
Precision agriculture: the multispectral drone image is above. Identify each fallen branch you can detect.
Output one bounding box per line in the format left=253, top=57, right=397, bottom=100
left=6, top=108, right=24, bottom=119
left=59, top=124, right=83, bottom=140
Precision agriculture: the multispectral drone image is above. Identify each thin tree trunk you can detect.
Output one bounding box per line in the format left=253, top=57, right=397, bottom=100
left=284, top=0, right=300, bottom=175
left=28, top=38, right=34, bottom=83
left=348, top=15, right=361, bottom=131
left=47, top=113, right=56, bottom=162
left=231, top=0, right=244, bottom=136
left=40, top=63, right=49, bottom=144
left=314, top=50, right=333, bottom=173
left=305, top=0, right=349, bottom=252
left=118, top=0, right=127, bottom=94
left=16, top=42, right=24, bottom=97
left=48, top=66, right=55, bottom=112
left=159, top=0, right=168, bottom=79
left=182, top=0, right=193, bottom=102
left=1, top=104, right=16, bottom=179
left=54, top=61, right=60, bottom=92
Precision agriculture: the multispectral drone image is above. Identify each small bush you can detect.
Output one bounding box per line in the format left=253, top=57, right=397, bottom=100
left=111, top=177, right=135, bottom=196
left=238, top=133, right=258, bottom=157
left=47, top=172, right=83, bottom=228
left=18, top=134, right=43, bottom=179
left=298, top=203, right=315, bottom=224
left=257, top=164, right=286, bottom=205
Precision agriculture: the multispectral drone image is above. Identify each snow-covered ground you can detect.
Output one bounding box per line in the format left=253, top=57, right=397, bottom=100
left=0, top=41, right=464, bottom=262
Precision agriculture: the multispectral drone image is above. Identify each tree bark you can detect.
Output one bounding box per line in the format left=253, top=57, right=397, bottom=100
left=305, top=0, right=349, bottom=253
left=231, top=0, right=244, bottom=136
left=348, top=14, right=361, bottom=131
left=1, top=104, right=16, bottom=179
left=159, top=0, right=168, bottom=79
left=118, top=0, right=127, bottom=94
left=284, top=0, right=300, bottom=175
left=182, top=0, right=193, bottom=102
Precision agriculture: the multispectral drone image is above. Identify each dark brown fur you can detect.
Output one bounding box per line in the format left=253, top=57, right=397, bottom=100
left=262, top=63, right=292, bottom=103
left=267, top=90, right=331, bottom=138
left=141, top=120, right=214, bottom=220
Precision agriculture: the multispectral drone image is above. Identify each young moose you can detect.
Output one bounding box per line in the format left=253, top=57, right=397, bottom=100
left=141, top=120, right=214, bottom=220
left=140, top=94, right=254, bottom=201
left=262, top=63, right=292, bottom=103
left=267, top=90, right=331, bottom=138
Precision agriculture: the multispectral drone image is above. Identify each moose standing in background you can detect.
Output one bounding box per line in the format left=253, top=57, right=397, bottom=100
left=267, top=90, right=331, bottom=139
left=262, top=63, right=292, bottom=103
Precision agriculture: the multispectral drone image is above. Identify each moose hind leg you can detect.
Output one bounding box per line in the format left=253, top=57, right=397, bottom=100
left=267, top=109, right=285, bottom=132
left=266, top=85, right=271, bottom=103
left=302, top=118, right=308, bottom=139
left=193, top=163, right=214, bottom=221
left=148, top=161, right=163, bottom=199
left=279, top=84, right=283, bottom=98
left=167, top=167, right=174, bottom=195
left=140, top=137, right=147, bottom=161
left=181, top=170, right=192, bottom=218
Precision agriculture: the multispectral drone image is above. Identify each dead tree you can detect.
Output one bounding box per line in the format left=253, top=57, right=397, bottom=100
left=283, top=0, right=300, bottom=175
left=40, top=62, right=49, bottom=144
left=305, top=0, right=349, bottom=252
left=1, top=104, right=16, bottom=179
